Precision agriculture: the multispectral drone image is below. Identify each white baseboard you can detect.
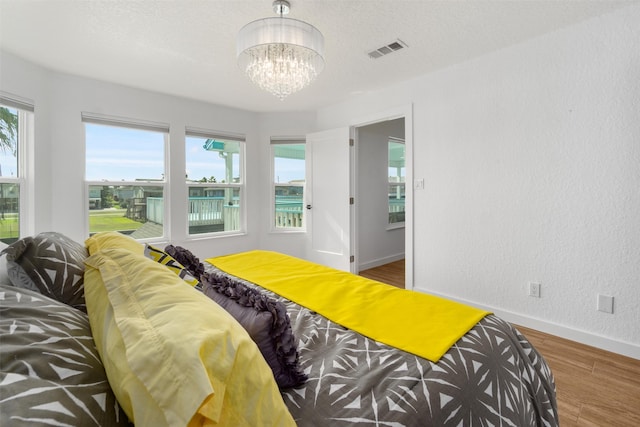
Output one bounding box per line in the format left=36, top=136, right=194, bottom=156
left=414, top=286, right=640, bottom=360
left=358, top=253, right=405, bottom=272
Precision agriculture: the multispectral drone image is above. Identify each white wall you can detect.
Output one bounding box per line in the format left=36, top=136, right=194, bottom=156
left=357, top=119, right=405, bottom=271
left=2, top=3, right=638, bottom=357
left=317, top=4, right=640, bottom=358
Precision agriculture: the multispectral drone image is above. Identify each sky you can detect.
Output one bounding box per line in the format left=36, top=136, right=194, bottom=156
left=85, top=124, right=241, bottom=183
left=1, top=120, right=304, bottom=183
left=0, top=151, right=17, bottom=178
left=85, top=123, right=304, bottom=184
left=85, top=124, right=165, bottom=181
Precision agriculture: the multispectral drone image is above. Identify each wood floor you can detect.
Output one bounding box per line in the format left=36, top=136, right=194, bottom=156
left=359, top=259, right=406, bottom=288
left=359, top=260, right=640, bottom=426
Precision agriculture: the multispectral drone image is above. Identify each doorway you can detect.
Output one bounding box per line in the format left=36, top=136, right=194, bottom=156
left=304, top=105, right=412, bottom=288
left=355, top=118, right=406, bottom=278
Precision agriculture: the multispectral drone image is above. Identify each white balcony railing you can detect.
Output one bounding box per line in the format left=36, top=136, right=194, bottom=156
left=275, top=207, right=304, bottom=228
left=147, top=197, right=241, bottom=231
left=146, top=197, right=403, bottom=230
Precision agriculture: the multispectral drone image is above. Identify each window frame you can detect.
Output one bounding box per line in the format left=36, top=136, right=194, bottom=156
left=83, top=113, right=170, bottom=242
left=185, top=127, right=246, bottom=238
left=270, top=137, right=306, bottom=233
left=0, top=93, right=35, bottom=242
left=387, top=137, right=405, bottom=230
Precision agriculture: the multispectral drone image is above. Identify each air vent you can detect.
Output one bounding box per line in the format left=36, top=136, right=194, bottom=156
left=367, top=39, right=407, bottom=59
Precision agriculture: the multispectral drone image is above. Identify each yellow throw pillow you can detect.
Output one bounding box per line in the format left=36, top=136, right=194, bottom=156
left=85, top=231, right=143, bottom=256
left=84, top=248, right=295, bottom=427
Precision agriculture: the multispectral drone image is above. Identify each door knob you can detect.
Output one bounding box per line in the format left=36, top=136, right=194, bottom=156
left=306, top=204, right=312, bottom=210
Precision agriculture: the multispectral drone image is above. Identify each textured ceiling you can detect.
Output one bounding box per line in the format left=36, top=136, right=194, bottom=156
left=0, top=0, right=633, bottom=113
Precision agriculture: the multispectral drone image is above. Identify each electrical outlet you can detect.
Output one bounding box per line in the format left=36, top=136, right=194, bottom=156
left=528, top=282, right=541, bottom=298
left=597, top=294, right=614, bottom=314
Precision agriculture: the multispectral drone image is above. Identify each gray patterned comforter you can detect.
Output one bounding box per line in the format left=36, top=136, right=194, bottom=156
left=1, top=268, right=558, bottom=427
left=207, top=265, right=559, bottom=427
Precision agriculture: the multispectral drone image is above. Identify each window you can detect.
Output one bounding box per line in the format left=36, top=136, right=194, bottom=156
left=185, top=129, right=245, bottom=235
left=271, top=139, right=305, bottom=230
left=84, top=113, right=168, bottom=239
left=388, top=138, right=405, bottom=225
left=0, top=95, right=33, bottom=244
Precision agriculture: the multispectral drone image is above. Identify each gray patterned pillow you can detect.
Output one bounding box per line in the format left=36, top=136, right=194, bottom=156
left=0, top=284, right=130, bottom=426
left=1, top=232, right=88, bottom=312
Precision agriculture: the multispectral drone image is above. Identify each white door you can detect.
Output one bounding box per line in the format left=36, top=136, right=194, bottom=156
left=305, top=127, right=352, bottom=271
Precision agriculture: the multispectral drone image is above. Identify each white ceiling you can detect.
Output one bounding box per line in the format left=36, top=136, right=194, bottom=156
left=0, top=0, right=633, bottom=113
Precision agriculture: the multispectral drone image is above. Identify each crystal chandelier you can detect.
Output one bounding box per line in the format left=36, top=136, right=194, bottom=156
left=237, top=0, right=324, bottom=100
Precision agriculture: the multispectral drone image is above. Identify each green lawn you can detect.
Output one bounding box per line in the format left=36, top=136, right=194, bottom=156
left=0, top=210, right=143, bottom=239
left=89, top=210, right=143, bottom=233
left=0, top=217, right=19, bottom=240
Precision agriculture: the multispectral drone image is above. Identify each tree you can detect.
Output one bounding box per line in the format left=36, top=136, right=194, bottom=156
left=199, top=176, right=217, bottom=183
left=0, top=106, right=18, bottom=221
left=101, top=187, right=115, bottom=209
left=0, top=107, right=18, bottom=156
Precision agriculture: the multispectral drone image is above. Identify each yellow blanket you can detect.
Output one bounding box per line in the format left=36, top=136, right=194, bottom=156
left=207, top=250, right=490, bottom=363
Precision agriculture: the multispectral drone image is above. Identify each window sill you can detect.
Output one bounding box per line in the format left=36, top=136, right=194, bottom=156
left=386, top=222, right=405, bottom=231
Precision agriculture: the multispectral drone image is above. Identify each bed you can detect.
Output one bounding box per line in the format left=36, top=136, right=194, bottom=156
left=0, top=232, right=558, bottom=426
